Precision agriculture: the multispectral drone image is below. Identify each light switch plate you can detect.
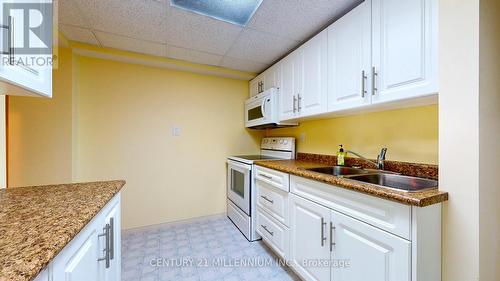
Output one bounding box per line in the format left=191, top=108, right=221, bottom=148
left=300, top=132, right=306, bottom=142
left=172, top=127, right=181, bottom=137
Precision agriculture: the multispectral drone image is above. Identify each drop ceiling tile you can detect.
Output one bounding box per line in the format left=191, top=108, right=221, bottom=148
left=59, top=24, right=99, bottom=45
left=226, top=29, right=298, bottom=64
left=76, top=0, right=169, bottom=43
left=220, top=56, right=267, bottom=73
left=164, top=7, right=243, bottom=55
left=248, top=0, right=360, bottom=42
left=57, top=0, right=90, bottom=27
left=95, top=31, right=166, bottom=57
left=166, top=46, right=222, bottom=66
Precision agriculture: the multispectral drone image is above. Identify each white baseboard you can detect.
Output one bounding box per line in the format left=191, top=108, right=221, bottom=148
left=123, top=212, right=227, bottom=234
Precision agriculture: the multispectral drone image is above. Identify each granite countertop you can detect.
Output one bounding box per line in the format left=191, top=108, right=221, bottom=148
left=255, top=159, right=448, bottom=207
left=0, top=180, right=126, bottom=281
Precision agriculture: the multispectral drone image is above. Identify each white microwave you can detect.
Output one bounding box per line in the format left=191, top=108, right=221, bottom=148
left=245, top=88, right=298, bottom=129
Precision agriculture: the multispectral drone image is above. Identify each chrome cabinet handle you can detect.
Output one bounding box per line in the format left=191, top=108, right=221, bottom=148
left=361, top=70, right=367, bottom=97
left=261, top=225, right=274, bottom=236
left=293, top=95, right=297, bottom=113
left=259, top=173, right=273, bottom=180
left=372, top=66, right=378, bottom=95
left=98, top=224, right=111, bottom=268
left=1, top=16, right=14, bottom=65
left=297, top=94, right=302, bottom=112
left=330, top=222, right=335, bottom=252
left=109, top=218, right=114, bottom=260
left=260, top=195, right=274, bottom=204
left=321, top=218, right=327, bottom=246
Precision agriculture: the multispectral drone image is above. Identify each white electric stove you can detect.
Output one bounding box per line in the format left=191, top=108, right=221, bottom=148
left=227, top=137, right=295, bottom=241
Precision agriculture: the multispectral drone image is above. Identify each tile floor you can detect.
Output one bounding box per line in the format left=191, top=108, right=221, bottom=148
left=121, top=214, right=300, bottom=281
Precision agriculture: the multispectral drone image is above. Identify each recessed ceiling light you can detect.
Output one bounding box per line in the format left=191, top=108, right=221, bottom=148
left=170, top=0, right=263, bottom=26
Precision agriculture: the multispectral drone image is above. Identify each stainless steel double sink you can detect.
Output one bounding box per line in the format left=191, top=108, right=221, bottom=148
left=306, top=166, right=438, bottom=192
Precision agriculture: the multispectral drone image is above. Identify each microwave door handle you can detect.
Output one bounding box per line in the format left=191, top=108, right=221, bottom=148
left=261, top=99, right=267, bottom=117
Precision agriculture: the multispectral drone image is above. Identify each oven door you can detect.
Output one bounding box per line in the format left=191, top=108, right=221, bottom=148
left=245, top=95, right=272, bottom=128
left=227, top=159, right=251, bottom=215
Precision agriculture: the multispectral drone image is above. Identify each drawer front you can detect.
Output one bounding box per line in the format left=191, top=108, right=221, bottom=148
left=256, top=179, right=290, bottom=226
left=290, top=175, right=411, bottom=239
left=255, top=165, right=290, bottom=192
left=256, top=207, right=290, bottom=259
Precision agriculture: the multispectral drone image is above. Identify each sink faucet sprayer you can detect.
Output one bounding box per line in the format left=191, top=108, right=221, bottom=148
left=345, top=148, right=387, bottom=170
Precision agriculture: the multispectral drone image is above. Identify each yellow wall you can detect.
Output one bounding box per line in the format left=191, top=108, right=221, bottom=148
left=267, top=105, right=438, bottom=164
left=72, top=56, right=262, bottom=229
left=8, top=48, right=74, bottom=187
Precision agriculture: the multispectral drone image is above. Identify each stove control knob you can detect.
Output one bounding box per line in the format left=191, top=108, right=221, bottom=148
left=283, top=140, right=288, bottom=145
left=279, top=139, right=284, bottom=144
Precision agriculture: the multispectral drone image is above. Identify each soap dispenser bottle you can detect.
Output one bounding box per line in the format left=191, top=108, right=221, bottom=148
left=337, top=145, right=346, bottom=166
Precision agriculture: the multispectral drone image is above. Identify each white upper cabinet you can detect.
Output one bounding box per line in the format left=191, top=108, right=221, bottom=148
left=371, top=0, right=438, bottom=103
left=330, top=210, right=411, bottom=281
left=249, top=65, right=280, bottom=97
left=0, top=0, right=52, bottom=97
left=279, top=31, right=327, bottom=121
left=327, top=0, right=372, bottom=111
left=300, top=30, right=328, bottom=117
left=279, top=50, right=301, bottom=121
left=263, top=64, right=279, bottom=91
left=249, top=78, right=259, bottom=97
left=252, top=0, right=438, bottom=123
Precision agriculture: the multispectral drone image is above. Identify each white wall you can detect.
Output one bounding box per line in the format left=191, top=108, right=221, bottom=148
left=479, top=0, right=500, bottom=279
left=439, top=0, right=480, bottom=280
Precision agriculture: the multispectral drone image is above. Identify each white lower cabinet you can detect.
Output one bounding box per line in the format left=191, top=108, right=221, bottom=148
left=289, top=194, right=331, bottom=281
left=42, top=193, right=121, bottom=281
left=290, top=193, right=411, bottom=281
left=254, top=167, right=441, bottom=281
left=255, top=166, right=291, bottom=259
left=256, top=207, right=290, bottom=259
left=330, top=209, right=411, bottom=281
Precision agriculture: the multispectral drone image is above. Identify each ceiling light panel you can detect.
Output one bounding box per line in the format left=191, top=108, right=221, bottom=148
left=170, top=0, right=263, bottom=26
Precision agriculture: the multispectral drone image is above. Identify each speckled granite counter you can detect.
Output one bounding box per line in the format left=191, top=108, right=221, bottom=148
left=0, top=180, right=126, bottom=281
left=255, top=159, right=448, bottom=207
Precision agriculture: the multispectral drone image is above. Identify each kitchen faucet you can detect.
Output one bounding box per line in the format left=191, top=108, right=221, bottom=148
left=345, top=148, right=387, bottom=170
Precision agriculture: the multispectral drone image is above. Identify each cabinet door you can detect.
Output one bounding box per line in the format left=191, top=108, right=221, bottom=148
left=371, top=0, right=438, bottom=103
left=300, top=30, right=327, bottom=117
left=52, top=228, right=100, bottom=281
left=99, top=199, right=121, bottom=281
left=249, top=78, right=259, bottom=97
left=330, top=210, right=411, bottom=281
left=279, top=52, right=299, bottom=121
left=263, top=66, right=275, bottom=91
left=328, top=1, right=372, bottom=111
left=290, top=194, right=331, bottom=281
left=0, top=0, right=52, bottom=97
